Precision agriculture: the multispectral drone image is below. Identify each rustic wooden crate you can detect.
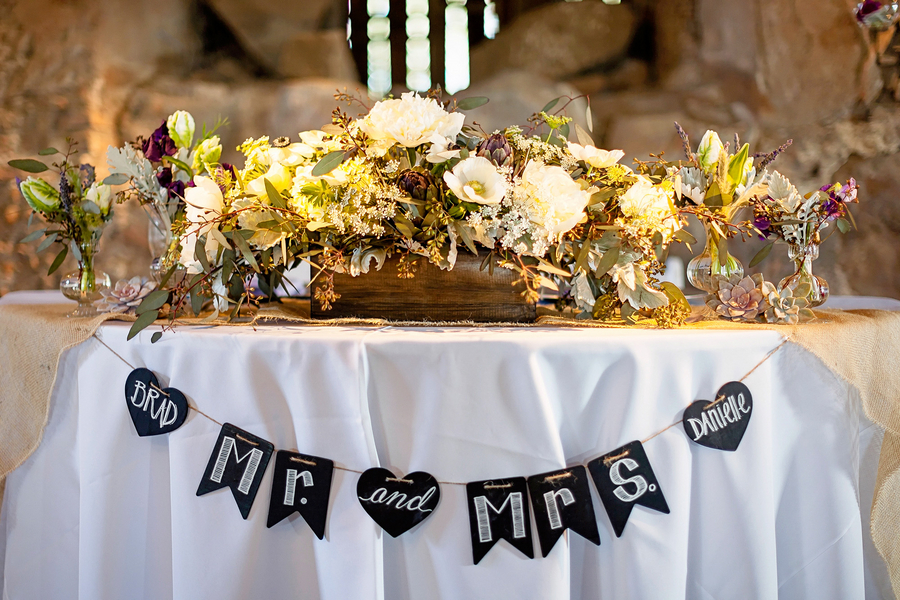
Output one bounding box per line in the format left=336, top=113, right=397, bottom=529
left=311, top=251, right=536, bottom=323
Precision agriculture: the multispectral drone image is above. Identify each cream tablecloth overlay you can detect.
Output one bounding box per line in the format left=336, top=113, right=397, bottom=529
left=1, top=291, right=899, bottom=599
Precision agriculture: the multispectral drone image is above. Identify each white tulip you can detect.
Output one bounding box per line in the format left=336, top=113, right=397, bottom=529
left=167, top=110, right=195, bottom=150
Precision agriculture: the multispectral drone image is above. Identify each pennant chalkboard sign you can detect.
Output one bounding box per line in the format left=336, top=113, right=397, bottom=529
left=267, top=450, right=334, bottom=539
left=587, top=441, right=669, bottom=537
left=356, top=468, right=440, bottom=537
left=124, top=368, right=188, bottom=436
left=682, top=381, right=753, bottom=451
left=466, top=477, right=534, bottom=564
left=197, top=423, right=274, bottom=519
left=527, top=465, right=601, bottom=557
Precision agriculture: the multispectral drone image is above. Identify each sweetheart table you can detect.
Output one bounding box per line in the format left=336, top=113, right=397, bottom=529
left=0, top=292, right=897, bottom=600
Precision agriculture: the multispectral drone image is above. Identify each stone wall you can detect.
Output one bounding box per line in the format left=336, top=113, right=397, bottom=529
left=0, top=0, right=898, bottom=298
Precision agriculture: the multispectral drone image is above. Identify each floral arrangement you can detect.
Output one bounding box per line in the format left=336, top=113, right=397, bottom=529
left=31, top=89, right=853, bottom=336
left=856, top=1, right=900, bottom=29
left=106, top=110, right=226, bottom=278
left=8, top=141, right=117, bottom=314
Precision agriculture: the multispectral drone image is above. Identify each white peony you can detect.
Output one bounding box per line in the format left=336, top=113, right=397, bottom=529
left=566, top=142, right=625, bottom=169
left=443, top=156, right=507, bottom=205
left=518, top=161, right=594, bottom=235
left=618, top=177, right=681, bottom=239
left=180, top=176, right=225, bottom=273
left=359, top=92, right=465, bottom=148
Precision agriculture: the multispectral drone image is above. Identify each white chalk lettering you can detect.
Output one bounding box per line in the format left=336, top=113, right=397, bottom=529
left=543, top=488, right=576, bottom=530
left=473, top=491, right=526, bottom=543
left=609, top=458, right=648, bottom=502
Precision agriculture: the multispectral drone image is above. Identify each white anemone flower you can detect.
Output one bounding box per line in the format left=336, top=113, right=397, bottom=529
left=425, top=133, right=461, bottom=164
left=566, top=142, right=625, bottom=169
left=443, top=156, right=508, bottom=205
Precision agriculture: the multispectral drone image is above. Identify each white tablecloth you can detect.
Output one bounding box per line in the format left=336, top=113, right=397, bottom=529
left=0, top=292, right=897, bottom=599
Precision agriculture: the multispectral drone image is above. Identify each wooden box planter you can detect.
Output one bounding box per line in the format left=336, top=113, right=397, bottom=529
left=311, top=251, right=537, bottom=323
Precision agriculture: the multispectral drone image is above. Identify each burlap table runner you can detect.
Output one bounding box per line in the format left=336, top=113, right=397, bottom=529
left=1, top=302, right=899, bottom=597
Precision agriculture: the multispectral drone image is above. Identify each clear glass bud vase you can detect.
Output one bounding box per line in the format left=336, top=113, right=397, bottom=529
left=59, top=234, right=111, bottom=317
left=686, top=222, right=744, bottom=293
left=147, top=209, right=171, bottom=283
left=778, top=243, right=829, bottom=308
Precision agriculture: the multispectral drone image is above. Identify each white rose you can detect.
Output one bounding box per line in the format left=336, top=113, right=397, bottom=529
left=518, top=161, right=593, bottom=235
left=85, top=182, right=112, bottom=214
left=180, top=176, right=225, bottom=273
left=566, top=142, right=625, bottom=169
left=443, top=156, right=507, bottom=205
left=359, top=91, right=465, bottom=148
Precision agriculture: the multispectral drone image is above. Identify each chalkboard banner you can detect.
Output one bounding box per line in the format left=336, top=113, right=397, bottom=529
left=587, top=441, right=669, bottom=537
left=682, top=381, right=753, bottom=451
left=466, top=477, right=534, bottom=564
left=124, top=368, right=188, bottom=436
left=197, top=423, right=274, bottom=519
left=267, top=450, right=334, bottom=539
left=357, top=468, right=440, bottom=537
left=527, top=465, right=601, bottom=557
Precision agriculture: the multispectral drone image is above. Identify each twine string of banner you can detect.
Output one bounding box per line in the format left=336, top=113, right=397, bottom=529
left=92, top=332, right=792, bottom=488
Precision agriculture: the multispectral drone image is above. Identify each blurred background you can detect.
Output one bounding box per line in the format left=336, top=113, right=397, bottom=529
left=0, top=0, right=897, bottom=298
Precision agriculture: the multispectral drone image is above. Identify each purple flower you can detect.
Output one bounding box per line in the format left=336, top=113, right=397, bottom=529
left=838, top=178, right=859, bottom=204
left=823, top=199, right=844, bottom=220
left=142, top=121, right=177, bottom=162
left=857, top=0, right=884, bottom=21
left=156, top=167, right=186, bottom=200
left=753, top=215, right=771, bottom=240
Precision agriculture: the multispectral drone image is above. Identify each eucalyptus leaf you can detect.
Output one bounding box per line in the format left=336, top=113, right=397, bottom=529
left=36, top=232, right=58, bottom=253
left=194, top=235, right=211, bottom=271
left=456, top=96, right=489, bottom=110
left=158, top=263, right=178, bottom=288
left=8, top=159, right=48, bottom=173
left=673, top=229, right=697, bottom=245
left=102, top=173, right=130, bottom=186
left=127, top=310, right=159, bottom=341
left=150, top=331, right=163, bottom=344
left=660, top=281, right=690, bottom=309
left=836, top=218, right=850, bottom=234
left=20, top=229, right=46, bottom=244
left=69, top=239, right=82, bottom=261
left=232, top=231, right=260, bottom=272
left=164, top=155, right=193, bottom=175
left=312, top=150, right=347, bottom=177
left=716, top=235, right=728, bottom=269
left=749, top=241, right=774, bottom=268
left=136, top=289, right=170, bottom=314
left=558, top=122, right=570, bottom=139
left=594, top=246, right=620, bottom=278
left=38, top=147, right=59, bottom=156
left=573, top=240, right=592, bottom=274
left=81, top=200, right=101, bottom=214
left=574, top=123, right=593, bottom=147
left=541, top=97, right=560, bottom=113
left=537, top=259, right=571, bottom=278
left=585, top=103, right=593, bottom=132
left=190, top=292, right=204, bottom=316
left=264, top=178, right=286, bottom=209
left=47, top=246, right=67, bottom=275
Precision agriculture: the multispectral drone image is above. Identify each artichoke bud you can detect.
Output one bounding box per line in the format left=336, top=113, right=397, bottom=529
left=19, top=177, right=61, bottom=213
left=476, top=133, right=513, bottom=167
left=397, top=167, right=438, bottom=202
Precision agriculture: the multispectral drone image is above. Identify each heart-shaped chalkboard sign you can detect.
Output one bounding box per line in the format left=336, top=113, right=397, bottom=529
left=124, top=368, right=188, bottom=436
left=357, top=468, right=440, bottom=537
left=682, top=381, right=752, bottom=451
